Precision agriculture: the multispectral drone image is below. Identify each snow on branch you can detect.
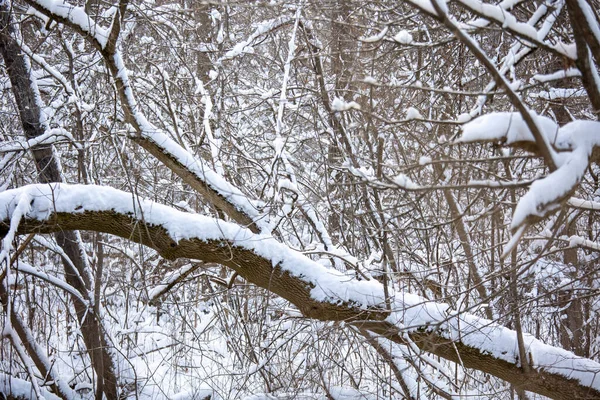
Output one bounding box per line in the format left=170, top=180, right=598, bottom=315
left=0, top=184, right=386, bottom=314
left=2, top=183, right=600, bottom=398
left=459, top=113, right=600, bottom=231
left=22, top=1, right=267, bottom=233
left=218, top=15, right=293, bottom=63
left=454, top=0, right=576, bottom=60
left=0, top=128, right=77, bottom=154
left=0, top=372, right=62, bottom=400
left=13, top=260, right=87, bottom=304
left=458, top=111, right=561, bottom=147
left=26, top=0, right=110, bottom=48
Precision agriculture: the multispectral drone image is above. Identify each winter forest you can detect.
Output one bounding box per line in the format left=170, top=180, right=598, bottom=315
left=1, top=0, right=600, bottom=399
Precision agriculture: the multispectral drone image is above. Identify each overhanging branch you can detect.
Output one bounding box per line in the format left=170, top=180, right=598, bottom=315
left=1, top=183, right=600, bottom=399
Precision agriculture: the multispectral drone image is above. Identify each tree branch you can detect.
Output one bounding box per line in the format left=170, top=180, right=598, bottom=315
left=1, top=183, right=600, bottom=399
left=23, top=0, right=264, bottom=233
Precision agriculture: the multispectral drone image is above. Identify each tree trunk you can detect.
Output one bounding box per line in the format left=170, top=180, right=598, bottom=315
left=0, top=4, right=120, bottom=398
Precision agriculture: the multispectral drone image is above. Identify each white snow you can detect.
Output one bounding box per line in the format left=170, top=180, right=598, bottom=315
left=277, top=178, right=299, bottom=194
left=389, top=292, right=600, bottom=392
left=219, top=16, right=292, bottom=63
left=332, top=97, right=361, bottom=111
left=511, top=120, right=600, bottom=228
left=532, top=68, right=581, bottom=83
left=31, top=0, right=109, bottom=48
left=456, top=0, right=538, bottom=40
left=405, top=106, right=422, bottom=120
left=418, top=156, right=432, bottom=165
left=458, top=111, right=559, bottom=145
left=0, top=184, right=384, bottom=308
left=568, top=197, right=600, bottom=211
left=0, top=128, right=76, bottom=154
left=360, top=26, right=388, bottom=43
left=577, top=0, right=600, bottom=47
left=532, top=88, right=586, bottom=100
left=393, top=174, right=420, bottom=190
left=0, top=373, right=62, bottom=400
left=394, top=30, right=413, bottom=44
left=460, top=113, right=600, bottom=230
left=456, top=113, right=472, bottom=123
left=108, top=49, right=265, bottom=229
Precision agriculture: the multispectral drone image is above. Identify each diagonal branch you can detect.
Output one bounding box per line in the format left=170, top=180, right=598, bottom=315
left=565, top=0, right=600, bottom=116
left=1, top=183, right=600, bottom=399
left=429, top=0, right=558, bottom=172
left=24, top=0, right=264, bottom=232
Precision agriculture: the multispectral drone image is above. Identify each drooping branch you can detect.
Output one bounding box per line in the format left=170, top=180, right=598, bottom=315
left=459, top=113, right=600, bottom=231
left=1, top=183, right=600, bottom=399
left=23, top=0, right=264, bottom=233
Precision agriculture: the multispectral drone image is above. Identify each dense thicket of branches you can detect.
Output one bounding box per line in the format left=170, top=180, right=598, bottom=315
left=1, top=0, right=600, bottom=399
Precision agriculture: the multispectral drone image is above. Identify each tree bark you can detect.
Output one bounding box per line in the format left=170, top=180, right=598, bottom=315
left=2, top=191, right=600, bottom=400
left=0, top=4, right=120, bottom=398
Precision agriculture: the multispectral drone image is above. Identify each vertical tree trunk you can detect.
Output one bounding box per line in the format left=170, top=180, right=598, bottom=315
left=558, top=217, right=587, bottom=357
left=0, top=4, right=120, bottom=398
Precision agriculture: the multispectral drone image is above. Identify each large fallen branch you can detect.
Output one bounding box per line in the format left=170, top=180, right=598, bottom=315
left=1, top=184, right=600, bottom=399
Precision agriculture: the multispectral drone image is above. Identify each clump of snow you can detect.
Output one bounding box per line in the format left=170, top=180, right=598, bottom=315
left=394, top=30, right=413, bottom=44
left=227, top=42, right=254, bottom=58
left=332, top=97, right=361, bottom=111
left=457, top=113, right=472, bottom=123
left=277, top=178, right=299, bottom=194
left=405, top=106, right=422, bottom=120
left=360, top=26, right=388, bottom=42
left=394, top=174, right=420, bottom=189
left=459, top=112, right=600, bottom=234
left=0, top=374, right=62, bottom=400
left=418, top=156, right=432, bottom=165
left=458, top=111, right=559, bottom=145
left=511, top=120, right=600, bottom=229
left=210, top=8, right=221, bottom=21
left=328, top=386, right=376, bottom=399
left=139, top=36, right=154, bottom=45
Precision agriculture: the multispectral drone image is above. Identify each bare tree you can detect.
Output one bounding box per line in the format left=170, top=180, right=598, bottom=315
left=2, top=0, right=600, bottom=399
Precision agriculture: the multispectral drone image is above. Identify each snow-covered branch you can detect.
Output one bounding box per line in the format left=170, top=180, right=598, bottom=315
left=0, top=128, right=76, bottom=154
left=460, top=113, right=600, bottom=231
left=24, top=0, right=266, bottom=233
left=25, top=0, right=110, bottom=49
left=1, top=183, right=600, bottom=399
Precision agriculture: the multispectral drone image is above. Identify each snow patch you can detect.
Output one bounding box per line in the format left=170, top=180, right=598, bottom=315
left=405, top=107, right=422, bottom=120
left=332, top=97, right=361, bottom=111
left=394, top=30, right=413, bottom=44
